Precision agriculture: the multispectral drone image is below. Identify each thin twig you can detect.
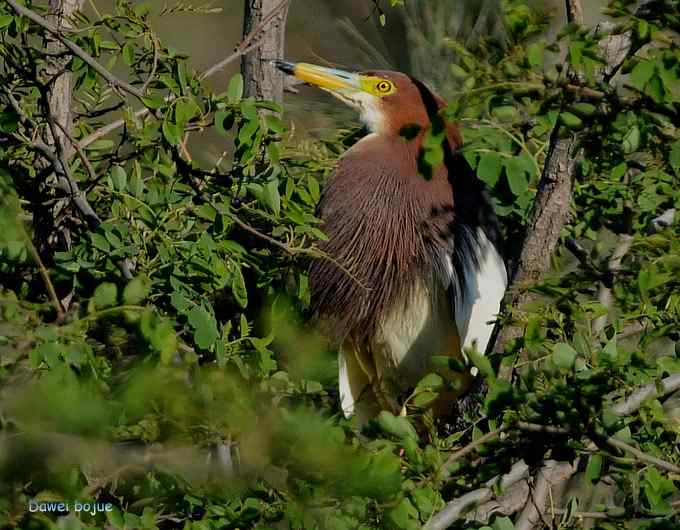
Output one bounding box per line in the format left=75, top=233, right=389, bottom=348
left=51, top=115, right=97, bottom=182
left=199, top=0, right=291, bottom=81
left=437, top=427, right=503, bottom=482
left=141, top=34, right=160, bottom=93
left=5, top=0, right=145, bottom=100
left=78, top=1, right=285, bottom=151
left=23, top=229, right=65, bottom=322
left=516, top=422, right=571, bottom=435
left=606, top=436, right=680, bottom=474
left=592, top=234, right=633, bottom=335
left=552, top=508, right=609, bottom=519
left=78, top=107, right=150, bottom=150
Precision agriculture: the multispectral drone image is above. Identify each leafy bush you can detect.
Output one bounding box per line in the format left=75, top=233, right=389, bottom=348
left=1, top=0, right=679, bottom=529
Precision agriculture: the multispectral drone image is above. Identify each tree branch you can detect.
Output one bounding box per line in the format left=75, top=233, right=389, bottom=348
left=515, top=460, right=577, bottom=530
left=425, top=461, right=530, bottom=530
left=605, top=436, right=680, bottom=474
left=78, top=1, right=288, bottom=151
left=5, top=0, right=145, bottom=100
left=437, top=427, right=503, bottom=482
left=611, top=374, right=680, bottom=417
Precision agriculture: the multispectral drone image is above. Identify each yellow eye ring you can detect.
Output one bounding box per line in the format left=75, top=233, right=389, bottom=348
left=376, top=80, right=393, bottom=93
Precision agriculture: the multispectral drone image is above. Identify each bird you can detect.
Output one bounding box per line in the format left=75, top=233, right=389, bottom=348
left=274, top=60, right=507, bottom=422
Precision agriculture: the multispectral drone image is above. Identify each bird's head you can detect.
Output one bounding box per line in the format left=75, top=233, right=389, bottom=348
left=274, top=60, right=448, bottom=139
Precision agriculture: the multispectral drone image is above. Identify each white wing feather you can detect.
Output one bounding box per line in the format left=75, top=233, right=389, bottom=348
left=452, top=228, right=507, bottom=356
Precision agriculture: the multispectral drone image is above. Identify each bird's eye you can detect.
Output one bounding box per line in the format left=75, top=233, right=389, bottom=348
left=376, top=80, right=393, bottom=93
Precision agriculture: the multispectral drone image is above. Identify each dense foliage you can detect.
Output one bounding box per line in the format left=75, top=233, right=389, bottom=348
left=0, top=0, right=679, bottom=529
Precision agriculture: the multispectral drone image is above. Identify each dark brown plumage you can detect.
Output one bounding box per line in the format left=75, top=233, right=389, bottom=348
left=310, top=122, right=458, bottom=343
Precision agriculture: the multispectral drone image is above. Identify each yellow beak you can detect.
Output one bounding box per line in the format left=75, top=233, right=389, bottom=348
left=273, top=60, right=362, bottom=93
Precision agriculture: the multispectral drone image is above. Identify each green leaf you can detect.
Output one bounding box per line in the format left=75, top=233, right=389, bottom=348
left=560, top=111, right=583, bottom=130
left=493, top=516, right=515, bottom=530
left=622, top=125, right=640, bottom=154
left=227, top=73, right=244, bottom=102
left=107, top=506, right=125, bottom=529
left=376, top=411, right=418, bottom=441
left=93, top=283, right=117, bottom=309
left=599, top=337, right=618, bottom=364
left=215, top=110, right=234, bottom=136
left=187, top=306, right=218, bottom=349
left=90, top=232, right=110, bottom=251
left=527, top=43, right=544, bottom=67
left=0, top=15, right=14, bottom=29
left=450, top=64, right=468, bottom=80
left=553, top=343, right=577, bottom=369
left=648, top=74, right=665, bottom=103
left=504, top=158, right=529, bottom=196
left=122, top=43, right=135, bottom=66
left=415, top=373, right=444, bottom=392
left=670, top=140, right=680, bottom=174
left=586, top=454, right=603, bottom=483
left=467, top=349, right=494, bottom=379
left=123, top=275, right=150, bottom=305
left=110, top=165, right=127, bottom=191
left=385, top=498, right=419, bottom=530
left=569, top=102, right=597, bottom=117
left=175, top=99, right=200, bottom=127
left=630, top=60, right=655, bottom=91
left=162, top=120, right=182, bottom=146
left=141, top=95, right=164, bottom=109
left=85, top=139, right=115, bottom=151
left=265, top=114, right=283, bottom=133
left=492, top=106, right=517, bottom=122
left=262, top=179, right=281, bottom=216
left=231, top=266, right=248, bottom=308
left=477, top=153, right=503, bottom=186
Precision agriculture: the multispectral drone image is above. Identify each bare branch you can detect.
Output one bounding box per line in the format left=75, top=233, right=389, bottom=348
left=425, top=461, right=530, bottom=530
left=78, top=107, right=150, bottom=151
left=515, top=460, right=577, bottom=530
left=516, top=422, right=571, bottom=435
left=51, top=114, right=97, bottom=182
left=552, top=508, right=609, bottom=520
left=611, top=374, right=680, bottom=417
left=141, top=34, right=160, bottom=94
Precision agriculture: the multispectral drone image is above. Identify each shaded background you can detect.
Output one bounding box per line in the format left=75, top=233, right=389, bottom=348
left=88, top=0, right=606, bottom=159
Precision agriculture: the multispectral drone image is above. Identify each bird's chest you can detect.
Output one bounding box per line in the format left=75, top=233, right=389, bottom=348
left=368, top=278, right=461, bottom=391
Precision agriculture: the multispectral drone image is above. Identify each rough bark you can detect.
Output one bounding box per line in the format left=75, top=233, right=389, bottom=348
left=33, top=0, right=85, bottom=263
left=493, top=131, right=577, bottom=373
left=241, top=0, right=291, bottom=104
left=46, top=0, right=83, bottom=158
